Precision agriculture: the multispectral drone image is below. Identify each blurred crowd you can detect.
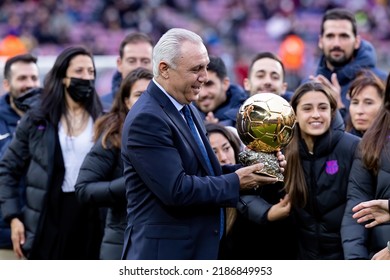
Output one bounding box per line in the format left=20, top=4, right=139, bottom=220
left=1, top=0, right=390, bottom=89
left=1, top=3, right=390, bottom=261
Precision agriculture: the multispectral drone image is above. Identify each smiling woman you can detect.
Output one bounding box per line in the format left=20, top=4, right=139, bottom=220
left=283, top=81, right=360, bottom=259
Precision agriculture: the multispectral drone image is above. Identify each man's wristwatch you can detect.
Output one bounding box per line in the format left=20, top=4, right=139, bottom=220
left=387, top=241, right=390, bottom=253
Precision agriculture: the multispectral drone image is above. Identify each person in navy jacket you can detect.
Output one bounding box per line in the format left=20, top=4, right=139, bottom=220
left=310, top=8, right=387, bottom=119
left=121, top=28, right=284, bottom=260
left=0, top=53, right=40, bottom=260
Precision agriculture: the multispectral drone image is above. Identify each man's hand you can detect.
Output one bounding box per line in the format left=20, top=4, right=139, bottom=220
left=276, top=149, right=286, bottom=173
left=205, top=112, right=219, bottom=124
left=372, top=246, right=390, bottom=260
left=10, top=218, right=25, bottom=259
left=309, top=73, right=344, bottom=109
left=352, top=199, right=390, bottom=228
left=236, top=163, right=278, bottom=190
left=267, top=194, right=291, bottom=222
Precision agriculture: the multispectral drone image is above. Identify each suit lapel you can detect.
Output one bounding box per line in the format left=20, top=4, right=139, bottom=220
left=148, top=82, right=218, bottom=175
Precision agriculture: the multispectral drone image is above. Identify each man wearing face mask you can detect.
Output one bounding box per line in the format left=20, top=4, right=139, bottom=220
left=12, top=87, right=43, bottom=113
left=0, top=53, right=40, bottom=260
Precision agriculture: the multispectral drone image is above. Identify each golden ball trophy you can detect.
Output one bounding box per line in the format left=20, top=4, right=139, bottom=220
left=236, top=93, right=296, bottom=181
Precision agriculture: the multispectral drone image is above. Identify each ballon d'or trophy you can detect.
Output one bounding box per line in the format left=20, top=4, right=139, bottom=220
left=236, top=93, right=296, bottom=181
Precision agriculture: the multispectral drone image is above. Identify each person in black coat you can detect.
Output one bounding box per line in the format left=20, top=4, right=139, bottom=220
left=0, top=46, right=103, bottom=259
left=341, top=74, right=390, bottom=259
left=351, top=199, right=390, bottom=260
left=0, top=54, right=40, bottom=259
left=75, top=67, right=153, bottom=259
left=284, top=81, right=360, bottom=259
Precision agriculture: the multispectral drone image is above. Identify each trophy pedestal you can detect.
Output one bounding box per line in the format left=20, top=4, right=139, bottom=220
left=238, top=149, right=284, bottom=181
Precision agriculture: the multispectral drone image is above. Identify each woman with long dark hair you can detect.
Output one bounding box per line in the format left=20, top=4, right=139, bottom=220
left=0, top=46, right=103, bottom=259
left=342, top=73, right=390, bottom=259
left=284, top=81, right=360, bottom=259
left=75, top=67, right=153, bottom=259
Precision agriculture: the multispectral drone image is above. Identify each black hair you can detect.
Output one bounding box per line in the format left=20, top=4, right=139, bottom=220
left=205, top=123, right=242, bottom=163
left=321, top=8, right=357, bottom=36
left=119, top=32, right=153, bottom=58
left=3, top=53, right=37, bottom=79
left=207, top=56, right=227, bottom=80
left=37, top=46, right=102, bottom=125
left=248, top=52, right=285, bottom=78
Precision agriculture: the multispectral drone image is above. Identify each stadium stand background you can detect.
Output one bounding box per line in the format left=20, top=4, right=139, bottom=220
left=1, top=0, right=390, bottom=96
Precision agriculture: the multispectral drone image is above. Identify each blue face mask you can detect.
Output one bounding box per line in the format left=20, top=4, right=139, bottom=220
left=67, top=77, right=95, bottom=103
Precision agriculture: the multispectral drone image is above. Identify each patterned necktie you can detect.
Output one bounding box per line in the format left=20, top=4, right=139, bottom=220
left=181, top=105, right=224, bottom=239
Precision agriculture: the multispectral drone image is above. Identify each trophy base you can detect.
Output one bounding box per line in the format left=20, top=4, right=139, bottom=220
left=238, top=150, right=284, bottom=182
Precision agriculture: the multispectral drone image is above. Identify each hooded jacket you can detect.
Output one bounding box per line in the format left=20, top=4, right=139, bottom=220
left=315, top=39, right=387, bottom=109
left=0, top=94, right=19, bottom=158
left=293, top=112, right=360, bottom=259
left=0, top=93, right=20, bottom=249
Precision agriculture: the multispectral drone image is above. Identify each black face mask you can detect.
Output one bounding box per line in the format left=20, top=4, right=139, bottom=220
left=13, top=87, right=43, bottom=112
left=67, top=77, right=95, bottom=103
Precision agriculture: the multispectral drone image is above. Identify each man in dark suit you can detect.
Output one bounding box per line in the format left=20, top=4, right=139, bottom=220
left=121, top=28, right=283, bottom=260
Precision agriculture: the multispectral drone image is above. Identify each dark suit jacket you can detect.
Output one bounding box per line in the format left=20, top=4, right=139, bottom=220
left=121, top=81, right=240, bottom=260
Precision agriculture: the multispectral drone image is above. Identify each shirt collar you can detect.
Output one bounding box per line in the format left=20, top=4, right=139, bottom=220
left=152, top=79, right=185, bottom=112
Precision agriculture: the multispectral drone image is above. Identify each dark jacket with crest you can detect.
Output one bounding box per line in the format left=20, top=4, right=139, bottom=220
left=293, top=115, right=360, bottom=259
